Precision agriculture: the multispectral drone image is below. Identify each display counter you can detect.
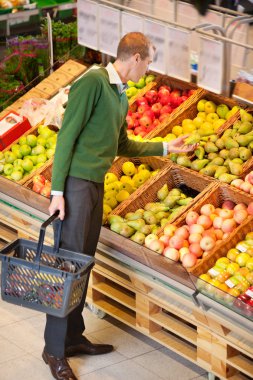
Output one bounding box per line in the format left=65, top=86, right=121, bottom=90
left=0, top=186, right=252, bottom=380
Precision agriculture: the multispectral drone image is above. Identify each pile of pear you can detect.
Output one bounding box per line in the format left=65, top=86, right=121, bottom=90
left=103, top=162, right=160, bottom=224
left=107, top=184, right=193, bottom=244
left=171, top=109, right=253, bottom=184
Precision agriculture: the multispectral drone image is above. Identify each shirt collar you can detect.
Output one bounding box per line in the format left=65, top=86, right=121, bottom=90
left=105, top=62, right=128, bottom=94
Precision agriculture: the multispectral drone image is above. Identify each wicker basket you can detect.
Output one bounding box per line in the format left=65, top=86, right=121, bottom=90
left=174, top=184, right=253, bottom=274
left=1, top=124, right=58, bottom=185
left=110, top=164, right=216, bottom=223
left=146, top=90, right=240, bottom=140
left=189, top=216, right=253, bottom=277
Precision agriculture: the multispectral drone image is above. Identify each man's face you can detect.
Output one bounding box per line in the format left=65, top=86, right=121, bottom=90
left=130, top=46, right=154, bottom=83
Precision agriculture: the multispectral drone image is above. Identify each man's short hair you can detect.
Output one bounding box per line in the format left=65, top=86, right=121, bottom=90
left=117, top=32, right=154, bottom=61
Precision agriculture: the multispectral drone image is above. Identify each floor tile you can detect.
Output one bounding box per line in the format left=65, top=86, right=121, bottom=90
left=79, top=359, right=164, bottom=380
left=0, top=336, right=24, bottom=364
left=89, top=324, right=161, bottom=359
left=82, top=306, right=118, bottom=334
left=133, top=347, right=207, bottom=380
left=0, top=299, right=41, bottom=327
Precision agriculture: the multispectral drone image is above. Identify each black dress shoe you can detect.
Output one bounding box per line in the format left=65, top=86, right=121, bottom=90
left=65, top=336, right=114, bottom=357
left=42, top=349, right=77, bottom=380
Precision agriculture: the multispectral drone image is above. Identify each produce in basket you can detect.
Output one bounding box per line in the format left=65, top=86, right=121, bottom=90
left=157, top=200, right=253, bottom=269
left=103, top=161, right=160, bottom=223
left=107, top=185, right=194, bottom=243
left=125, top=74, right=155, bottom=99
left=126, top=84, right=195, bottom=138
left=171, top=109, right=253, bottom=183
left=31, top=174, right=51, bottom=198
left=231, top=170, right=253, bottom=195
left=0, top=125, right=57, bottom=182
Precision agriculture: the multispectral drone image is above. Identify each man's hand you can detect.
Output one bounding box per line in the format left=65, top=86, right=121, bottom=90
left=49, top=195, right=65, bottom=220
left=167, top=135, right=198, bottom=154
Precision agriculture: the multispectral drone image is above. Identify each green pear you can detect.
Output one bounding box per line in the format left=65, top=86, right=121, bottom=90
left=176, top=155, right=192, bottom=168
left=233, top=120, right=242, bottom=130
left=177, top=197, right=193, bottom=206
left=218, top=173, right=238, bottom=183
left=198, top=128, right=214, bottom=137
left=195, top=146, right=205, bottom=159
left=240, top=109, right=253, bottom=123
left=163, top=195, right=181, bottom=208
left=210, top=157, right=224, bottom=166
left=160, top=218, right=169, bottom=228
left=215, top=138, right=225, bottom=150
left=204, top=142, right=218, bottom=153
left=169, top=153, right=178, bottom=162
left=157, top=184, right=169, bottom=201
left=238, top=121, right=252, bottom=134
left=229, top=147, right=240, bottom=159
left=144, top=202, right=158, bottom=211
left=184, top=133, right=201, bottom=145
left=208, top=135, right=218, bottom=143
left=214, top=166, right=228, bottom=179
left=119, top=223, right=135, bottom=237
left=127, top=218, right=146, bottom=231
left=239, top=147, right=252, bottom=161
left=169, top=189, right=182, bottom=197
left=200, top=165, right=217, bottom=176
left=139, top=224, right=152, bottom=235
left=108, top=215, right=124, bottom=225
left=130, top=231, right=146, bottom=245
left=110, top=221, right=125, bottom=233
left=236, top=134, right=253, bottom=147
left=228, top=162, right=243, bottom=176
left=143, top=210, right=157, bottom=225
left=225, top=138, right=239, bottom=149
left=222, top=129, right=233, bottom=139
left=208, top=152, right=218, bottom=160
left=155, top=211, right=170, bottom=221
left=219, top=149, right=229, bottom=159
left=191, top=159, right=209, bottom=171
left=232, top=158, right=243, bottom=164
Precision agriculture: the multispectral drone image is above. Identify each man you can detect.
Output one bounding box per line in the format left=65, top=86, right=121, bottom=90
left=45, top=32, right=196, bottom=380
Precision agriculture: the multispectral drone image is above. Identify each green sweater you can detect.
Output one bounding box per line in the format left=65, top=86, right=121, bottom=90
left=52, top=67, right=164, bottom=192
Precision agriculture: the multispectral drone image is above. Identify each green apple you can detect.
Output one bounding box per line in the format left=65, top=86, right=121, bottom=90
left=22, top=158, right=33, bottom=172
left=26, top=134, right=37, bottom=147
left=46, top=148, right=55, bottom=159
left=193, top=116, right=203, bottom=128
left=197, top=99, right=207, bottom=112
left=204, top=101, right=216, bottom=114
left=3, top=163, right=13, bottom=176
left=11, top=170, right=23, bottom=181
left=235, top=253, right=251, bottom=267
left=206, top=113, right=219, bottom=123
left=45, top=135, right=57, bottom=149
left=145, top=74, right=155, bottom=84
left=13, top=159, right=23, bottom=167
left=18, top=136, right=27, bottom=145
left=216, top=104, right=229, bottom=119
left=11, top=144, right=20, bottom=153
left=135, top=77, right=146, bottom=89
left=0, top=163, right=4, bottom=173
left=127, top=80, right=136, bottom=87
left=36, top=162, right=45, bottom=169
left=231, top=106, right=240, bottom=115
left=37, top=136, right=47, bottom=147
left=213, top=119, right=226, bottom=131
left=36, top=153, right=47, bottom=164
left=31, top=145, right=46, bottom=155
left=39, top=127, right=53, bottom=140
left=4, top=151, right=17, bottom=164
left=0, top=151, right=4, bottom=163
left=27, top=155, right=38, bottom=165
left=197, top=112, right=206, bottom=120
left=126, top=87, right=138, bottom=98
left=13, top=165, right=24, bottom=174
left=20, top=144, right=32, bottom=157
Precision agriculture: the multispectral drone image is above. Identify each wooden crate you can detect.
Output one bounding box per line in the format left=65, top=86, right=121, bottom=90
left=57, top=59, right=87, bottom=79
left=46, top=69, right=74, bottom=88
left=87, top=248, right=253, bottom=380
left=35, top=78, right=62, bottom=97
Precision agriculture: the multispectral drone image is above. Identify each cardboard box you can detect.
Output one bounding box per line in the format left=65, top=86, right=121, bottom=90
left=0, top=111, right=31, bottom=150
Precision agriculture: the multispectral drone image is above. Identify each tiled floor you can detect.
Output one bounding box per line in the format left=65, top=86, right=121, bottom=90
left=0, top=298, right=209, bottom=380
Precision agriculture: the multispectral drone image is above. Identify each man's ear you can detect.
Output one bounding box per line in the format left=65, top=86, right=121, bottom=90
left=133, top=53, right=141, bottom=63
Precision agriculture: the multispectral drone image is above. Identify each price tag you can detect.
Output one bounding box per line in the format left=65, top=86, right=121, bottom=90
left=166, top=27, right=190, bottom=82
left=143, top=19, right=166, bottom=74
left=197, top=36, right=224, bottom=94
left=98, top=5, right=120, bottom=57
left=121, top=12, right=143, bottom=36
left=77, top=0, right=98, bottom=50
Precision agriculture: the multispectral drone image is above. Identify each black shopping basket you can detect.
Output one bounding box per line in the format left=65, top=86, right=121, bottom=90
left=0, top=212, right=94, bottom=318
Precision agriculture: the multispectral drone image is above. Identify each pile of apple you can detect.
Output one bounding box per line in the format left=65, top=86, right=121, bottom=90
left=197, top=232, right=253, bottom=315
left=172, top=108, right=253, bottom=184
left=103, top=161, right=160, bottom=223
left=126, top=84, right=195, bottom=138
left=125, top=74, right=155, bottom=99
left=144, top=200, right=253, bottom=269
left=31, top=174, right=51, bottom=198
left=107, top=185, right=194, bottom=241
left=231, top=170, right=253, bottom=195
left=0, top=125, right=57, bottom=182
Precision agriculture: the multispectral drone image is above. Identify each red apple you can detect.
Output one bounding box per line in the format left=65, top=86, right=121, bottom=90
left=179, top=247, right=190, bottom=261
left=135, top=97, right=148, bottom=107
left=144, top=234, right=158, bottom=248
left=32, top=181, right=44, bottom=194
left=219, top=209, right=234, bottom=219
left=137, top=104, right=150, bottom=114
left=182, top=253, right=197, bottom=268
left=189, top=243, right=203, bottom=257
left=234, top=209, right=248, bottom=224
left=149, top=239, right=164, bottom=254
left=33, top=174, right=46, bottom=185
left=186, top=211, right=199, bottom=226
left=160, top=105, right=173, bottom=115
left=139, top=115, right=153, bottom=128
left=234, top=203, right=247, bottom=212
left=222, top=200, right=236, bottom=210
left=159, top=94, right=171, bottom=106
left=151, top=102, right=162, bottom=117
left=197, top=215, right=213, bottom=229
left=159, top=113, right=170, bottom=123
left=231, top=179, right=244, bottom=188
left=189, top=224, right=204, bottom=235
left=200, top=204, right=215, bottom=216
left=159, top=234, right=170, bottom=247
left=145, top=90, right=158, bottom=105
left=169, top=235, right=184, bottom=250
left=189, top=233, right=202, bottom=244
left=246, top=171, right=253, bottom=185
left=200, top=236, right=216, bottom=251
left=174, top=226, right=189, bottom=240
left=158, top=88, right=170, bottom=98
left=247, top=202, right=253, bottom=215
left=221, top=218, right=237, bottom=233
left=40, top=185, right=51, bottom=198
left=163, top=247, right=180, bottom=261
left=164, top=224, right=177, bottom=237
left=240, top=182, right=252, bottom=193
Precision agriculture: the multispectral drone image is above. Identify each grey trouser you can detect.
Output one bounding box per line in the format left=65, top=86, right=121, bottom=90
left=44, top=176, right=104, bottom=357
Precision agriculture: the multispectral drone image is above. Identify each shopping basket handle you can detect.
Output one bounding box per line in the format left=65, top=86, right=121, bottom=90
left=35, top=211, right=60, bottom=263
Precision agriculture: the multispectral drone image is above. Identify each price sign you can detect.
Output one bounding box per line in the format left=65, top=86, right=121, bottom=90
left=121, top=12, right=143, bottom=36
left=197, top=37, right=224, bottom=94
left=143, top=19, right=166, bottom=74
left=166, top=27, right=190, bottom=82
left=98, top=5, right=120, bottom=57
left=77, top=0, right=98, bottom=50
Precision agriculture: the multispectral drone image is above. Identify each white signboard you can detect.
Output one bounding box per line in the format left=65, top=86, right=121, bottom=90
left=167, top=27, right=191, bottom=82
left=197, top=37, right=224, bottom=94
left=143, top=19, right=166, bottom=74
left=98, top=5, right=120, bottom=57
left=121, top=12, right=143, bottom=36
left=77, top=0, right=98, bottom=50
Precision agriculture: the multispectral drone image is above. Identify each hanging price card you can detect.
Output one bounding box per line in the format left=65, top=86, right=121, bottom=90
left=121, top=12, right=143, bottom=36
left=166, top=27, right=190, bottom=82
left=98, top=5, right=120, bottom=57
left=197, top=37, right=224, bottom=94
left=143, top=19, right=166, bottom=74
left=77, top=0, right=98, bottom=50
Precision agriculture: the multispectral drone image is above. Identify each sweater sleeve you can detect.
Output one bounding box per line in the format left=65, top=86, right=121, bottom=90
left=117, top=121, right=164, bottom=157
left=51, top=73, right=102, bottom=192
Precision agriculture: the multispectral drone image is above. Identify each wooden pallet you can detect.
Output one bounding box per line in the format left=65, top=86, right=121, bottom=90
left=87, top=250, right=253, bottom=380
